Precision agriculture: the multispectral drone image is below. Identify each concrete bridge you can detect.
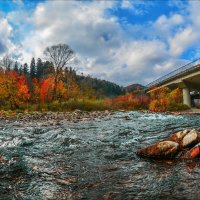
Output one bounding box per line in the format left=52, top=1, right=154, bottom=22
left=146, top=59, right=200, bottom=107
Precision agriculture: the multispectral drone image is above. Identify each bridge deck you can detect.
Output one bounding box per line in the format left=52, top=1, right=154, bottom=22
left=146, top=58, right=200, bottom=88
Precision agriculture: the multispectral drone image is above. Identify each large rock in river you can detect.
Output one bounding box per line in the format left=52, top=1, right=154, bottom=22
left=137, top=141, right=179, bottom=158
left=182, top=129, right=200, bottom=148
left=165, top=129, right=189, bottom=145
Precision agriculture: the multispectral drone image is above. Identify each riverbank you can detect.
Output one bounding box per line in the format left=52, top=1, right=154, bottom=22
left=0, top=110, right=113, bottom=127
left=0, top=108, right=200, bottom=126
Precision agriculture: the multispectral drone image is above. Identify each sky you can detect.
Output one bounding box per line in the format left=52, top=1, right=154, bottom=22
left=0, top=0, right=200, bottom=86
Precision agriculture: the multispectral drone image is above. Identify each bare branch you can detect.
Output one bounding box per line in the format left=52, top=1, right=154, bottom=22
left=0, top=54, right=13, bottom=70
left=44, top=44, right=75, bottom=72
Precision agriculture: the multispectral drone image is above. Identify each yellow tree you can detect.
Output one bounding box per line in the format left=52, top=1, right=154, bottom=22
left=5, top=71, right=19, bottom=109
left=66, top=76, right=80, bottom=100
left=56, top=80, right=67, bottom=103
left=0, top=69, right=9, bottom=105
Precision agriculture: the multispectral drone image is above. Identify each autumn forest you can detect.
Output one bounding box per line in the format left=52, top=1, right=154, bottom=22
left=0, top=44, right=186, bottom=113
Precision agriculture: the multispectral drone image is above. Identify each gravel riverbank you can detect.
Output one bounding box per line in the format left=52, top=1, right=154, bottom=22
left=0, top=108, right=199, bottom=127
left=0, top=110, right=113, bottom=127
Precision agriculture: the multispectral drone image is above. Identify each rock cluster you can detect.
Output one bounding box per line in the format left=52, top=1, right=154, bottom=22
left=0, top=110, right=113, bottom=127
left=137, top=129, right=200, bottom=160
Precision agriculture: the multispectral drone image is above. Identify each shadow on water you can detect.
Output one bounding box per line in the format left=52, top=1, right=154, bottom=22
left=0, top=111, right=200, bottom=199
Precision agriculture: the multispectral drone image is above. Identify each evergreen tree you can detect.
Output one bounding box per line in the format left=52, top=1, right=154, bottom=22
left=14, top=61, right=19, bottom=74
left=19, top=65, right=23, bottom=75
left=36, top=58, right=43, bottom=80
left=23, top=63, right=29, bottom=75
left=30, top=57, right=36, bottom=78
left=6, top=63, right=11, bottom=73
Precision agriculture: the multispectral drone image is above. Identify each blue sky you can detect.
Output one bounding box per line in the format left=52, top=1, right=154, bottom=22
left=0, top=0, right=200, bottom=86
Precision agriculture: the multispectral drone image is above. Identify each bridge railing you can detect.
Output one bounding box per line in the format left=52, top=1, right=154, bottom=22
left=146, top=58, right=200, bottom=88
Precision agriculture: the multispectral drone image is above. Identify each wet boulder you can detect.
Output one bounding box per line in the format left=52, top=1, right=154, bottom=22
left=166, top=129, right=189, bottom=144
left=137, top=141, right=179, bottom=158
left=182, top=129, right=200, bottom=148
left=137, top=129, right=200, bottom=160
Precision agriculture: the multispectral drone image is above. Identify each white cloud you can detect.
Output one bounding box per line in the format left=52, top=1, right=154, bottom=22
left=121, top=0, right=154, bottom=15
left=0, top=18, right=12, bottom=39
left=189, top=1, right=200, bottom=28
left=3, top=0, right=200, bottom=86
left=155, top=14, right=183, bottom=28
left=153, top=14, right=184, bottom=39
left=18, top=0, right=172, bottom=85
left=169, top=27, right=197, bottom=57
left=0, top=17, right=16, bottom=55
left=12, top=0, right=23, bottom=6
left=78, top=40, right=168, bottom=85
left=154, top=59, right=188, bottom=74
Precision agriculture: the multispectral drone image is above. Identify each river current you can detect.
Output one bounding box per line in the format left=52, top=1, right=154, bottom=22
left=0, top=111, right=200, bottom=200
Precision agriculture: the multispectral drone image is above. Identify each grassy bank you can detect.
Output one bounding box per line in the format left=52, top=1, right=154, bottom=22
left=0, top=99, right=111, bottom=114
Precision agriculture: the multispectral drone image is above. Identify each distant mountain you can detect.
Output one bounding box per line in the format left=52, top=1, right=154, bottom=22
left=123, top=83, right=145, bottom=93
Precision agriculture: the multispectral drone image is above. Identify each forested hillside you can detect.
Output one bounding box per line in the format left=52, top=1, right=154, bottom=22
left=14, top=57, right=125, bottom=99
left=0, top=47, right=125, bottom=111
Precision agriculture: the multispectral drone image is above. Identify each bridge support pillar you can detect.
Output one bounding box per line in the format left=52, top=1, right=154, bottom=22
left=183, top=87, right=191, bottom=107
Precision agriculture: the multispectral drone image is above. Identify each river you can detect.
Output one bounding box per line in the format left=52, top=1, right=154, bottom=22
left=0, top=111, right=200, bottom=200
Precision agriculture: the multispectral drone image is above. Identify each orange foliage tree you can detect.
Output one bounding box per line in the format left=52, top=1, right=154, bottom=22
left=149, top=87, right=183, bottom=112
left=0, top=70, right=30, bottom=109
left=105, top=93, right=149, bottom=110
left=40, top=77, right=54, bottom=103
left=16, top=75, right=30, bottom=105
left=3, top=71, right=19, bottom=109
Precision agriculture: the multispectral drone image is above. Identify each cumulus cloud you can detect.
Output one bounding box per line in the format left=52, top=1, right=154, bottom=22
left=18, top=0, right=172, bottom=85
left=169, top=27, right=197, bottom=57
left=153, top=14, right=184, bottom=38
left=121, top=0, right=154, bottom=15
left=154, top=59, right=188, bottom=74
left=2, top=0, right=200, bottom=86
left=0, top=17, right=16, bottom=56
left=0, top=18, right=12, bottom=39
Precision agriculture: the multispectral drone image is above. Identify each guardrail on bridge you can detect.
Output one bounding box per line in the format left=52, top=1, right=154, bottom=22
left=146, top=58, right=200, bottom=88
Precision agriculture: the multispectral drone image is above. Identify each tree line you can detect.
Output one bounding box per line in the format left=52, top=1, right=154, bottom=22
left=0, top=44, right=124, bottom=110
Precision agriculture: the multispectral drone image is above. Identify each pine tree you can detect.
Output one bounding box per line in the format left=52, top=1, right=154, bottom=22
left=19, top=65, right=23, bottom=75
left=23, top=63, right=29, bottom=75
left=30, top=57, right=36, bottom=78
left=14, top=61, right=19, bottom=74
left=36, top=58, right=43, bottom=80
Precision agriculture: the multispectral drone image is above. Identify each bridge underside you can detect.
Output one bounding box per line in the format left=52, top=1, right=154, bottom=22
left=163, top=71, right=200, bottom=90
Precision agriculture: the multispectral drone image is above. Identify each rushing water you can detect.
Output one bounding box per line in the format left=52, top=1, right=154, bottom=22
left=0, top=111, right=200, bottom=200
